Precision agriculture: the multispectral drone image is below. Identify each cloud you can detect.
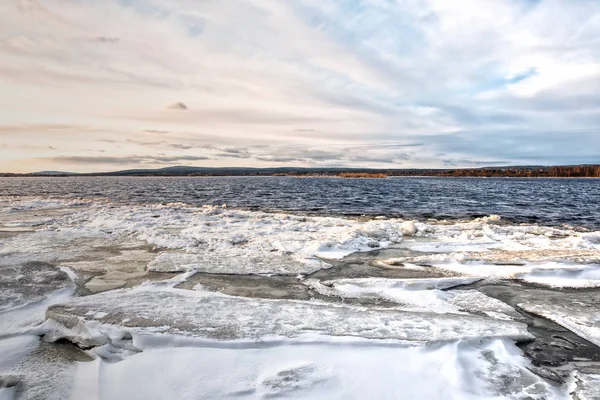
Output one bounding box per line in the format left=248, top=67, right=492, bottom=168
left=1, top=0, right=599, bottom=172
left=221, top=148, right=245, bottom=154
left=41, top=156, right=140, bottom=165
left=216, top=148, right=253, bottom=159
left=155, top=155, right=211, bottom=162
left=410, top=129, right=600, bottom=165
left=0, top=142, right=60, bottom=151
left=0, top=124, right=92, bottom=134
left=168, top=143, right=194, bottom=150
left=441, top=159, right=512, bottom=167
left=217, top=153, right=251, bottom=159
left=347, top=154, right=410, bottom=164
left=254, top=156, right=301, bottom=163
left=92, top=36, right=119, bottom=43
left=40, top=155, right=211, bottom=166
left=166, top=102, right=188, bottom=111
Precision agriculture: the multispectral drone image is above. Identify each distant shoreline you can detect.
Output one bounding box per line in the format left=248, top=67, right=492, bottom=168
left=2, top=175, right=600, bottom=179
left=1, top=164, right=599, bottom=179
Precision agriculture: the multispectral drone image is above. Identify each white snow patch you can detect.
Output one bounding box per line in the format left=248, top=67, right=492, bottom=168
left=400, top=221, right=417, bottom=236
left=521, top=265, right=600, bottom=288
left=435, top=261, right=600, bottom=288
left=68, top=337, right=565, bottom=400
left=0, top=335, right=39, bottom=373
left=0, top=285, right=75, bottom=338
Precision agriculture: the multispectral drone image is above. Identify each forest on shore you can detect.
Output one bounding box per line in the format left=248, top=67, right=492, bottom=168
left=2, top=165, right=599, bottom=178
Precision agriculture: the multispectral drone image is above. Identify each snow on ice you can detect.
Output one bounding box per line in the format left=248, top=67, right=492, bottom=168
left=1, top=197, right=599, bottom=399
left=43, top=286, right=532, bottom=344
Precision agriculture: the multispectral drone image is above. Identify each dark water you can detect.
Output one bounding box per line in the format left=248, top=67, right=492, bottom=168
left=1, top=176, right=599, bottom=229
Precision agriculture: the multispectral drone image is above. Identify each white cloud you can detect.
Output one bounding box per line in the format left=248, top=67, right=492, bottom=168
left=0, top=0, right=599, bottom=172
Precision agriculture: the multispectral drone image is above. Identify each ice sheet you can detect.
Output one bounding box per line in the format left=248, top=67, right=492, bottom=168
left=68, top=337, right=565, bottom=400
left=521, top=265, right=600, bottom=288
left=3, top=197, right=598, bottom=276
left=0, top=280, right=75, bottom=338
left=305, top=277, right=520, bottom=320
left=311, top=276, right=480, bottom=291
left=0, top=265, right=78, bottom=400
left=44, top=287, right=532, bottom=344
left=146, top=252, right=328, bottom=275
left=1, top=196, right=594, bottom=400
left=0, top=262, right=73, bottom=313
left=5, top=340, right=82, bottom=400
left=0, top=228, right=133, bottom=266
left=433, top=261, right=600, bottom=288
left=518, top=292, right=600, bottom=347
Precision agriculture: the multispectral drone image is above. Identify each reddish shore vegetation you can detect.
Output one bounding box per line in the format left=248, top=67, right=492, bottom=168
left=338, top=172, right=388, bottom=178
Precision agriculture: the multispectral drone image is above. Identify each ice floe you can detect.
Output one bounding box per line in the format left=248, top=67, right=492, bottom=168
left=0, top=262, right=73, bottom=313
left=43, top=286, right=532, bottom=344
left=2, top=196, right=599, bottom=277
left=521, top=265, right=600, bottom=288
left=3, top=339, right=89, bottom=400
left=0, top=265, right=78, bottom=400
left=304, top=277, right=521, bottom=320
left=519, top=292, right=600, bottom=347
left=0, top=267, right=76, bottom=339
left=146, top=252, right=328, bottom=275
left=430, top=261, right=600, bottom=288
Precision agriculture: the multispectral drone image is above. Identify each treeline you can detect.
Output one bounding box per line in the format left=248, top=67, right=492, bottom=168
left=420, top=165, right=600, bottom=178
left=548, top=166, right=600, bottom=177
left=2, top=165, right=599, bottom=178
left=274, top=165, right=600, bottom=178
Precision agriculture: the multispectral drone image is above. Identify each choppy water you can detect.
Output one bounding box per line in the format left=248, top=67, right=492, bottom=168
left=1, top=176, right=599, bottom=228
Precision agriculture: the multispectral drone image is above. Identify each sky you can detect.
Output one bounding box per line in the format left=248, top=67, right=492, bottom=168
left=0, top=0, right=599, bottom=173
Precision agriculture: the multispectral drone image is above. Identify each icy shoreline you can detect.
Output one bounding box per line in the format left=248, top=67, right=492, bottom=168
left=1, top=196, right=600, bottom=399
